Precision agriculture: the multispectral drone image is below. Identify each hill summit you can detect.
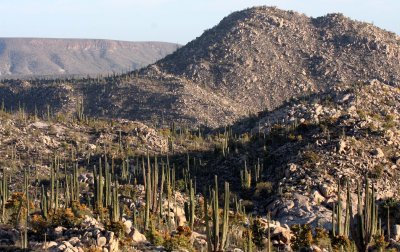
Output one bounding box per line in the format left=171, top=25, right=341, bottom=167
left=145, top=6, right=400, bottom=125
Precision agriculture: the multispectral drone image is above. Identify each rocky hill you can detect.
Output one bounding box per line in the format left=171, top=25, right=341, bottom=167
left=1, top=7, right=399, bottom=127
left=232, top=79, right=400, bottom=229
left=141, top=6, right=400, bottom=126
left=0, top=38, right=179, bottom=77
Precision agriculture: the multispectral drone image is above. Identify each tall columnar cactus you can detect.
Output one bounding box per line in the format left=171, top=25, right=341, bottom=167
left=337, top=180, right=343, bottom=236
left=166, top=164, right=172, bottom=230
left=98, top=159, right=103, bottom=208
left=204, top=176, right=230, bottom=251
left=350, top=177, right=379, bottom=252
left=50, top=164, right=55, bottom=210
left=185, top=179, right=195, bottom=230
left=220, top=181, right=229, bottom=250
left=93, top=165, right=97, bottom=209
left=110, top=181, right=120, bottom=223
left=267, top=212, right=272, bottom=252
left=212, top=176, right=219, bottom=251
left=1, top=171, right=8, bottom=223
left=240, top=161, right=251, bottom=189
left=74, top=164, right=79, bottom=202
left=332, top=179, right=351, bottom=238
left=76, top=98, right=84, bottom=122
left=55, top=178, right=59, bottom=210
left=133, top=206, right=137, bottom=229
left=24, top=168, right=30, bottom=219
left=344, top=180, right=351, bottom=237
left=151, top=156, right=159, bottom=213
left=158, top=161, right=165, bottom=217
left=246, top=228, right=253, bottom=252
left=22, top=168, right=29, bottom=249
left=41, top=185, right=48, bottom=219
left=105, top=160, right=110, bottom=207
left=144, top=159, right=151, bottom=230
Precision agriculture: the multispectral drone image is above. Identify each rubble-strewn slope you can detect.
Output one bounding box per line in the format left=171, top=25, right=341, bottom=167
left=0, top=38, right=178, bottom=77
left=235, top=79, right=400, bottom=229
left=146, top=7, right=400, bottom=125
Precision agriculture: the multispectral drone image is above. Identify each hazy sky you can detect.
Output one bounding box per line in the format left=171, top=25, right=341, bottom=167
left=1, top=0, right=398, bottom=44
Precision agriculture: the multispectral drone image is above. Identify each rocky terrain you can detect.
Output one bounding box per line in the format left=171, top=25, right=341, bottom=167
left=0, top=6, right=400, bottom=252
left=0, top=38, right=179, bottom=77
left=0, top=78, right=399, bottom=251
left=247, top=79, right=400, bottom=230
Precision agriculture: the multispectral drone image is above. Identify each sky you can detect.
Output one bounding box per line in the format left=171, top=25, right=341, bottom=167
left=0, top=0, right=398, bottom=45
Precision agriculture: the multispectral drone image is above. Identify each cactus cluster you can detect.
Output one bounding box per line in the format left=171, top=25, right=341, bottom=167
left=332, top=176, right=383, bottom=252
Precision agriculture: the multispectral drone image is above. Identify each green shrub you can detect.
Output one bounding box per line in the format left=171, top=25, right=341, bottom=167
left=314, top=227, right=331, bottom=249
left=163, top=234, right=194, bottom=252
left=331, top=235, right=351, bottom=250
left=290, top=224, right=313, bottom=251
left=369, top=164, right=384, bottom=179
left=49, top=208, right=82, bottom=228
left=302, top=150, right=320, bottom=165
left=105, top=221, right=125, bottom=238
left=145, top=226, right=164, bottom=246
left=175, top=179, right=186, bottom=192
left=254, top=182, right=273, bottom=198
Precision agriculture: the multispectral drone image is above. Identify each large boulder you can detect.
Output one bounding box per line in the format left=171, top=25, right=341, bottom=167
left=129, top=228, right=147, bottom=243
left=271, top=226, right=292, bottom=244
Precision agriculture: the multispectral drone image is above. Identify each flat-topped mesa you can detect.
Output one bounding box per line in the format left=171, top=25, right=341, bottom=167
left=0, top=38, right=179, bottom=77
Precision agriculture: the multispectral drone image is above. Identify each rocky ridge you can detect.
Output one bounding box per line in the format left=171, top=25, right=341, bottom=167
left=239, top=80, right=400, bottom=232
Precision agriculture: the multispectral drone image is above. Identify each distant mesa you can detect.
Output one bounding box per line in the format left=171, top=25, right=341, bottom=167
left=0, top=38, right=179, bottom=77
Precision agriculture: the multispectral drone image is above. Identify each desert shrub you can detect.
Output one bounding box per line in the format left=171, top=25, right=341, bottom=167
left=105, top=221, right=125, bottom=238
left=302, top=150, right=320, bottom=165
left=296, top=134, right=303, bottom=141
left=145, top=225, right=164, bottom=246
left=383, top=114, right=396, bottom=129
left=175, top=179, right=186, bottom=192
left=291, top=224, right=313, bottom=251
left=30, top=214, right=48, bottom=235
left=357, top=109, right=367, bottom=120
left=5, top=192, right=34, bottom=225
left=120, top=184, right=136, bottom=198
left=369, top=164, right=384, bottom=179
left=288, top=133, right=296, bottom=141
left=331, top=235, right=351, bottom=250
left=288, top=133, right=303, bottom=142
left=163, top=228, right=194, bottom=252
left=314, top=227, right=331, bottom=249
left=71, top=201, right=92, bottom=218
left=254, top=182, right=273, bottom=198
left=372, top=234, right=388, bottom=251
left=49, top=207, right=81, bottom=228
left=251, top=218, right=265, bottom=249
